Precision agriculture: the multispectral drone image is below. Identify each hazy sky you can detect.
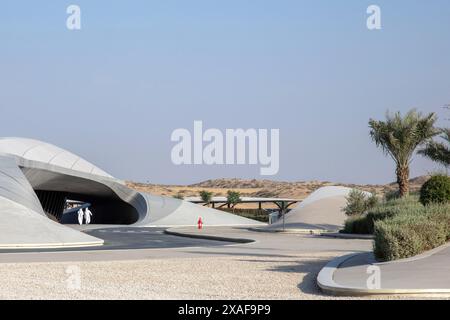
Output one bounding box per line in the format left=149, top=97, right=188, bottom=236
left=1, top=1, right=449, bottom=185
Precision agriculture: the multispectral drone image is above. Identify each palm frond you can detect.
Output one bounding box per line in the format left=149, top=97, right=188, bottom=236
left=369, top=110, right=439, bottom=166
left=418, top=127, right=450, bottom=167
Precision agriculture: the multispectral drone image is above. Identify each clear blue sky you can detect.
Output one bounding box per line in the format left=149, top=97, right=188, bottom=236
left=1, top=1, right=449, bottom=184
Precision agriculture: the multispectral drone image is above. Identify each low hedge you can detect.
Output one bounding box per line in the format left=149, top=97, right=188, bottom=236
left=342, top=191, right=450, bottom=261
left=343, top=215, right=371, bottom=234
left=420, top=174, right=450, bottom=205
left=373, top=203, right=450, bottom=261
left=219, top=208, right=269, bottom=223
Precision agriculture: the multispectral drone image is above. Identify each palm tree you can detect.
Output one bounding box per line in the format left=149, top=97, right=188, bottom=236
left=369, top=109, right=439, bottom=197
left=418, top=128, right=450, bottom=170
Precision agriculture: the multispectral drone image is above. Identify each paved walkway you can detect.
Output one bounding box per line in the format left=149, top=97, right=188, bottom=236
left=167, top=227, right=450, bottom=297
left=0, top=226, right=374, bottom=299
left=165, top=226, right=371, bottom=255
left=0, top=226, right=371, bottom=263
left=2, top=225, right=446, bottom=298
left=320, top=243, right=450, bottom=296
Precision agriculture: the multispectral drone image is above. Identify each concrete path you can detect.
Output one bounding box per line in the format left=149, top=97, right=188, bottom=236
left=0, top=226, right=372, bottom=264
left=3, top=226, right=428, bottom=299
left=164, top=226, right=372, bottom=255
left=162, top=227, right=450, bottom=297
left=0, top=225, right=447, bottom=299
left=318, top=243, right=450, bottom=296
left=0, top=227, right=230, bottom=254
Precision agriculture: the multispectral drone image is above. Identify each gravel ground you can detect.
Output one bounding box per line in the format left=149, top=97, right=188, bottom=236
left=0, top=253, right=416, bottom=300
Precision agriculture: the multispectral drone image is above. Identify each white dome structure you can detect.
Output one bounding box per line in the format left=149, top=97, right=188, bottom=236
left=0, top=137, right=263, bottom=249
left=267, top=186, right=371, bottom=232
left=0, top=137, right=112, bottom=178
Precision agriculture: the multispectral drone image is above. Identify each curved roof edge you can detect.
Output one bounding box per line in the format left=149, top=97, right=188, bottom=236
left=0, top=137, right=113, bottom=178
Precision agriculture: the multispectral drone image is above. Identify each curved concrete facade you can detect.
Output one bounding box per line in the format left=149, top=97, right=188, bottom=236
left=0, top=138, right=263, bottom=248
left=0, top=138, right=112, bottom=178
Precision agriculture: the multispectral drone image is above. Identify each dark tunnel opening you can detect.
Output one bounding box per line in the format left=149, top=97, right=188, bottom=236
left=34, top=190, right=140, bottom=225
left=61, top=192, right=140, bottom=225
left=35, top=190, right=68, bottom=222
left=22, top=167, right=142, bottom=225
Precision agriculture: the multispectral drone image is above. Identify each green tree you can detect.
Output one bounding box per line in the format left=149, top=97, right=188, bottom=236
left=369, top=109, right=439, bottom=197
left=343, top=189, right=378, bottom=216
left=418, top=128, right=450, bottom=170
left=226, top=190, right=241, bottom=212
left=199, top=191, right=213, bottom=207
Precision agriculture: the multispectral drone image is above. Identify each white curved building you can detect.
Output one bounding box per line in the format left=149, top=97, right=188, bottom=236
left=267, top=186, right=371, bottom=232
left=0, top=138, right=112, bottom=178
left=0, top=138, right=263, bottom=248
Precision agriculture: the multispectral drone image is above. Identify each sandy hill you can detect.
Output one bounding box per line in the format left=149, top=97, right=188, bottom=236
left=126, top=176, right=428, bottom=200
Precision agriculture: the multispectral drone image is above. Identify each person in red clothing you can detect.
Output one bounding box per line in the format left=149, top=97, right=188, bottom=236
left=197, top=217, right=203, bottom=230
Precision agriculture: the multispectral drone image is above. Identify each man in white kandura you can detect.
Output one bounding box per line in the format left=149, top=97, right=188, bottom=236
left=84, top=207, right=93, bottom=225
left=77, top=208, right=84, bottom=225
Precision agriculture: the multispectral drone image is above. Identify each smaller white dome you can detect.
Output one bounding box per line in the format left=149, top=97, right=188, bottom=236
left=297, top=186, right=355, bottom=209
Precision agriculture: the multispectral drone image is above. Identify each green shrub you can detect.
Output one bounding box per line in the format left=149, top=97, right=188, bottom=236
left=420, top=203, right=450, bottom=238
left=344, top=194, right=450, bottom=261
left=382, top=194, right=420, bottom=207
left=199, top=190, right=213, bottom=203
left=343, top=215, right=372, bottom=234
left=384, top=189, right=400, bottom=201
left=366, top=193, right=379, bottom=209
left=419, top=174, right=450, bottom=206
left=374, top=221, right=423, bottom=261
left=343, top=189, right=367, bottom=215
left=226, top=190, right=241, bottom=210
left=373, top=203, right=450, bottom=261
left=343, top=191, right=450, bottom=261
left=343, top=189, right=378, bottom=216
left=219, top=208, right=269, bottom=223
left=342, top=195, right=421, bottom=234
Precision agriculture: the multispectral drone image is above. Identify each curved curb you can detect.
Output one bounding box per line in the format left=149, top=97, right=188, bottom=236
left=376, top=242, right=450, bottom=265
left=320, top=233, right=374, bottom=240
left=317, top=252, right=450, bottom=296
left=0, top=240, right=104, bottom=250
left=248, top=227, right=334, bottom=235
left=164, top=229, right=255, bottom=244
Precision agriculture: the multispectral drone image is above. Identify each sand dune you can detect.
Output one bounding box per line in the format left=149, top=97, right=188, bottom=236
left=127, top=177, right=426, bottom=201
